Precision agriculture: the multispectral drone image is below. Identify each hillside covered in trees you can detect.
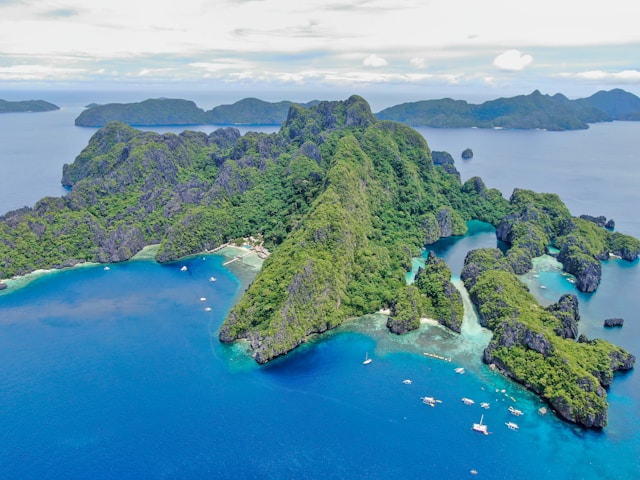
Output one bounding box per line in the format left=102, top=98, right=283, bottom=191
left=74, top=89, right=640, bottom=131
left=376, top=89, right=640, bottom=130
left=2, top=95, right=638, bottom=428
left=75, top=97, right=318, bottom=127
left=0, top=99, right=59, bottom=113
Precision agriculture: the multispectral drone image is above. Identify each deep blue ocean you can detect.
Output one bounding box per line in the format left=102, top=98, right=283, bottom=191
left=1, top=93, right=639, bottom=479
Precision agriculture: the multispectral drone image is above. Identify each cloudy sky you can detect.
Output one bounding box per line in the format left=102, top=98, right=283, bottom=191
left=2, top=0, right=640, bottom=104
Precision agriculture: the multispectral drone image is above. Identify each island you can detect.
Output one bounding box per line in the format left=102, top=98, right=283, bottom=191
left=75, top=97, right=318, bottom=127
left=1, top=95, right=637, bottom=428
left=461, top=148, right=473, bottom=159
left=75, top=89, right=640, bottom=131
left=376, top=88, right=640, bottom=130
left=0, top=99, right=59, bottom=113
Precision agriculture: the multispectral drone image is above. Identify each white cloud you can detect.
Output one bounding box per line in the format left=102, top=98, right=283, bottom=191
left=493, top=50, right=533, bottom=71
left=572, top=70, right=640, bottom=82
left=363, top=54, right=388, bottom=67
left=0, top=64, right=85, bottom=80
left=410, top=57, right=426, bottom=68
left=0, top=0, right=639, bottom=92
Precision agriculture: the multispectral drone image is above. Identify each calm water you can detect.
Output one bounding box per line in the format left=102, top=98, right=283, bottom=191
left=0, top=96, right=639, bottom=479
left=416, top=123, right=640, bottom=238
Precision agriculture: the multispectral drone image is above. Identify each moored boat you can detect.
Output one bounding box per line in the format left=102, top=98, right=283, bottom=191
left=505, top=421, right=519, bottom=431
left=508, top=406, right=524, bottom=416
left=421, top=396, right=436, bottom=407
left=472, top=414, right=489, bottom=435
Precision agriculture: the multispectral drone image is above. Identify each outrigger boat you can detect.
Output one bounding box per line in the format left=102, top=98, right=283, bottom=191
left=421, top=396, right=437, bottom=407
left=505, top=421, right=519, bottom=431
left=508, top=406, right=524, bottom=416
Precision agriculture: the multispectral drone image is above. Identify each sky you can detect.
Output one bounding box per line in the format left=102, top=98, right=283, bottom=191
left=1, top=0, right=640, bottom=108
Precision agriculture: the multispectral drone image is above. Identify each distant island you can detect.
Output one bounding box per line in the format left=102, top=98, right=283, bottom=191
left=3, top=95, right=638, bottom=428
left=0, top=99, right=59, bottom=113
left=75, top=97, right=318, bottom=127
left=376, top=89, right=640, bottom=130
left=75, top=89, right=640, bottom=131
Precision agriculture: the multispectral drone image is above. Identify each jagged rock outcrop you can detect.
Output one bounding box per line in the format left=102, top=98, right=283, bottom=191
left=546, top=294, right=580, bottom=339
left=484, top=320, right=554, bottom=359
left=293, top=141, right=322, bottom=164
left=422, top=214, right=442, bottom=245
left=431, top=151, right=460, bottom=178
left=609, top=239, right=640, bottom=261
left=461, top=248, right=513, bottom=292
left=413, top=251, right=464, bottom=333
left=579, top=214, right=607, bottom=227
left=548, top=383, right=608, bottom=429
left=608, top=347, right=635, bottom=371
left=604, top=318, right=624, bottom=327
left=436, top=208, right=454, bottom=238
left=556, top=248, right=602, bottom=292
left=386, top=285, right=424, bottom=335
left=386, top=312, right=417, bottom=335
left=422, top=207, right=467, bottom=244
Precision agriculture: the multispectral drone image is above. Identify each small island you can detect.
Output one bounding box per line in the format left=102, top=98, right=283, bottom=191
left=1, top=95, right=637, bottom=428
left=0, top=99, right=59, bottom=113
left=604, top=318, right=624, bottom=328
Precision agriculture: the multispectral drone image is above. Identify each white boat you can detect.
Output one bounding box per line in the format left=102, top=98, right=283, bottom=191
left=508, top=406, right=524, bottom=416
left=204, top=307, right=212, bottom=312
left=104, top=266, right=110, bottom=271
left=180, top=266, right=188, bottom=271
left=472, top=414, right=489, bottom=435
left=421, top=396, right=436, bottom=407
left=403, top=379, right=412, bottom=385
left=454, top=367, right=465, bottom=374
left=200, top=297, right=206, bottom=301
left=209, top=277, right=217, bottom=282
left=505, top=421, right=519, bottom=431
left=363, top=352, right=372, bottom=365
left=480, top=402, right=490, bottom=409
left=462, top=397, right=475, bottom=405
